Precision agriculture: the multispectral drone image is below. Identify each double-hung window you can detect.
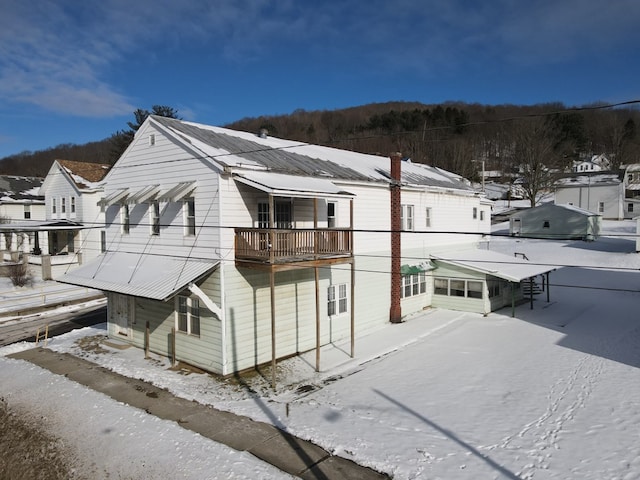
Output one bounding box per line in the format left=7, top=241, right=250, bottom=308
left=425, top=207, right=432, bottom=228
left=184, top=198, right=196, bottom=236
left=176, top=296, right=200, bottom=336
left=70, top=196, right=76, bottom=215
left=150, top=201, right=160, bottom=235
left=121, top=204, right=130, bottom=234
left=433, top=277, right=484, bottom=299
left=328, top=284, right=348, bottom=316
left=401, top=273, right=426, bottom=298
left=52, top=198, right=57, bottom=216
left=401, top=204, right=414, bottom=231
left=327, top=202, right=336, bottom=228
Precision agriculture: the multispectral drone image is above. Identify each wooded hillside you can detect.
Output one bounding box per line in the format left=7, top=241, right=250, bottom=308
left=2, top=101, right=639, bottom=181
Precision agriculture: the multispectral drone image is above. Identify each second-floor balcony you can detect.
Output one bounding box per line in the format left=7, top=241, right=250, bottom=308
left=235, top=228, right=352, bottom=265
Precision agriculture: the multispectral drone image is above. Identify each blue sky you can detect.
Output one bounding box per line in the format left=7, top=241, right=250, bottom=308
left=1, top=0, right=640, bottom=160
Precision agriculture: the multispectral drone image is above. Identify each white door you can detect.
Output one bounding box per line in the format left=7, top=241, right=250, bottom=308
left=111, top=294, right=133, bottom=337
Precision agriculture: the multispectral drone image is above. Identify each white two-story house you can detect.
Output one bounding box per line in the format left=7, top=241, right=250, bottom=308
left=37, top=159, right=110, bottom=278
left=60, top=116, right=548, bottom=378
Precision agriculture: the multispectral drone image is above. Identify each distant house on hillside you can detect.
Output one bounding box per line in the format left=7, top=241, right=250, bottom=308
left=554, top=172, right=624, bottom=220
left=572, top=154, right=611, bottom=173
left=509, top=203, right=601, bottom=240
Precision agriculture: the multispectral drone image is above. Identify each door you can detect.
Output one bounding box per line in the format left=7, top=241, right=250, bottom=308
left=511, top=218, right=521, bottom=236
left=111, top=294, right=133, bottom=337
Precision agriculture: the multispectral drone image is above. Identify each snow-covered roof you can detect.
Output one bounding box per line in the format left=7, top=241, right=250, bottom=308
left=234, top=171, right=354, bottom=198
left=57, top=159, right=110, bottom=191
left=59, top=252, right=219, bottom=301
left=150, top=116, right=475, bottom=193
left=431, top=249, right=557, bottom=283
left=555, top=173, right=621, bottom=187
left=0, top=175, right=44, bottom=202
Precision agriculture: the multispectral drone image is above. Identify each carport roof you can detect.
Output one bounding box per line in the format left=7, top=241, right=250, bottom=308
left=430, top=249, right=557, bottom=283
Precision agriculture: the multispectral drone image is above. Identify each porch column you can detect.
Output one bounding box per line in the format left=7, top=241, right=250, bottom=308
left=313, top=198, right=318, bottom=256
left=33, top=231, right=41, bottom=255
left=22, top=233, right=30, bottom=253
left=10, top=233, right=16, bottom=251
left=0, top=233, right=5, bottom=251
left=268, top=194, right=275, bottom=263
left=529, top=277, right=534, bottom=310
left=546, top=272, right=550, bottom=303
left=511, top=283, right=515, bottom=318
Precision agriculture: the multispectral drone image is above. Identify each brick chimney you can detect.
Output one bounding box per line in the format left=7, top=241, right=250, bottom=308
left=389, top=152, right=402, bottom=323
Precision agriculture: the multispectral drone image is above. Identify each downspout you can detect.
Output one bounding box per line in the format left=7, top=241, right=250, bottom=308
left=390, top=152, right=403, bottom=323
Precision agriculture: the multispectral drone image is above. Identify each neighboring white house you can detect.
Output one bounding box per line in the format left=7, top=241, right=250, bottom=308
left=509, top=203, right=601, bottom=240
left=36, top=160, right=110, bottom=277
left=554, top=172, right=624, bottom=220
left=572, top=154, right=611, bottom=173
left=59, top=116, right=552, bottom=377
left=0, top=176, right=45, bottom=261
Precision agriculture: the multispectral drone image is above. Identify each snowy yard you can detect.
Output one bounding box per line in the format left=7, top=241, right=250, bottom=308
left=1, top=220, right=640, bottom=479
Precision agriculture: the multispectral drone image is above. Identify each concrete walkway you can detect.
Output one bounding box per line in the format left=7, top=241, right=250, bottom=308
left=10, top=347, right=389, bottom=480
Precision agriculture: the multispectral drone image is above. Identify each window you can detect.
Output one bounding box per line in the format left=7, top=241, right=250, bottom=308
left=66, top=231, right=74, bottom=253
left=629, top=203, right=634, bottom=213
left=150, top=201, right=160, bottom=235
left=184, top=198, right=196, bottom=236
left=61, top=197, right=66, bottom=214
left=425, top=207, right=432, bottom=228
left=24, top=204, right=31, bottom=219
left=401, top=273, right=426, bottom=298
left=473, top=207, right=478, bottom=219
left=598, top=202, right=605, bottom=214
left=70, top=196, right=76, bottom=214
left=121, top=204, right=130, bottom=234
left=434, top=277, right=484, bottom=299
left=100, top=231, right=106, bottom=253
left=52, top=198, right=57, bottom=215
left=480, top=210, right=485, bottom=221
left=543, top=220, right=550, bottom=228
left=257, top=202, right=269, bottom=228
left=328, top=284, right=348, bottom=316
left=327, top=202, right=336, bottom=228
left=401, top=204, right=414, bottom=231
left=149, top=133, right=155, bottom=146
left=488, top=281, right=501, bottom=298
left=176, top=296, right=200, bottom=336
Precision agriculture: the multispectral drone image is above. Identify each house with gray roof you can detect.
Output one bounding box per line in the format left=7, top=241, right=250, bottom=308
left=554, top=172, right=624, bottom=220
left=58, top=116, right=551, bottom=381
left=509, top=203, right=601, bottom=240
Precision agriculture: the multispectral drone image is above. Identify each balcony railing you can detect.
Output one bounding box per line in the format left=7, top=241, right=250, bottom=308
left=235, top=228, right=352, bottom=263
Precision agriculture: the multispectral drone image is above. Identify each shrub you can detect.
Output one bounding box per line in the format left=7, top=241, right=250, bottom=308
left=8, top=262, right=33, bottom=287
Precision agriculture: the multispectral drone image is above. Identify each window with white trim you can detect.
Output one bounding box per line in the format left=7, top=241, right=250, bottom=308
left=328, top=284, right=348, bottom=316
left=257, top=202, right=269, bottom=228
left=150, top=201, right=160, bottom=235
left=61, top=197, right=66, bottom=214
left=628, top=203, right=634, bottom=213
left=184, top=198, right=196, bottom=236
left=433, top=277, right=484, bottom=299
left=327, top=202, right=336, bottom=228
left=473, top=207, right=477, bottom=219
left=24, top=204, right=31, bottom=219
left=598, top=202, right=605, bottom=213
left=176, top=296, right=200, bottom=335
left=480, top=210, right=485, bottom=221
left=401, top=272, right=426, bottom=298
left=100, top=231, right=106, bottom=253
left=70, top=196, right=76, bottom=215
left=52, top=198, right=57, bottom=216
left=425, top=207, right=432, bottom=228
left=401, top=204, right=414, bottom=231
left=121, top=204, right=130, bottom=234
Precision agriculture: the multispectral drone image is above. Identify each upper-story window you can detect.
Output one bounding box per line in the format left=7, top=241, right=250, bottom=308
left=425, top=207, right=432, bottom=228
left=52, top=198, right=57, bottom=216
left=184, top=198, right=195, bottom=236
left=70, top=196, right=76, bottom=215
left=598, top=202, right=605, bottom=214
left=401, top=204, right=414, bottom=231
left=61, top=197, right=66, bottom=214
left=24, top=204, right=31, bottom=219
left=150, top=201, right=160, bottom=236
left=327, top=202, right=336, bottom=228
left=121, top=204, right=130, bottom=234
left=473, top=207, right=478, bottom=219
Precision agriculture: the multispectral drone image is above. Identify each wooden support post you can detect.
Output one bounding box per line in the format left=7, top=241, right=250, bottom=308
left=350, top=259, right=355, bottom=358
left=270, top=268, right=277, bottom=391
left=546, top=272, right=550, bottom=303
left=315, top=266, right=320, bottom=372
left=145, top=321, right=150, bottom=359
left=529, top=278, right=534, bottom=310
left=511, top=283, right=515, bottom=318
left=171, top=327, right=176, bottom=366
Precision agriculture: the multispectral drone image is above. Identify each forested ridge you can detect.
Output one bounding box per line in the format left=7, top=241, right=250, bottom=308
left=2, top=101, right=639, bottom=182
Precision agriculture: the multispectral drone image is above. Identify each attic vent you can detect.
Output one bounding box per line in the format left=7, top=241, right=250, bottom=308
left=258, top=128, right=268, bottom=139
left=149, top=134, right=156, bottom=146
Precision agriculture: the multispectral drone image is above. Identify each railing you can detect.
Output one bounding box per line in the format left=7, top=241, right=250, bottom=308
left=235, top=228, right=352, bottom=263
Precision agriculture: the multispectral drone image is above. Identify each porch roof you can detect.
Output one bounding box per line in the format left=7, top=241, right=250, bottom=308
left=58, top=252, right=219, bottom=301
left=234, top=171, right=355, bottom=199
left=0, top=219, right=84, bottom=232
left=430, top=249, right=557, bottom=283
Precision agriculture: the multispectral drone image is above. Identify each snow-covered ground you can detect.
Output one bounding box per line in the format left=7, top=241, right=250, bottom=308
left=1, top=220, right=640, bottom=479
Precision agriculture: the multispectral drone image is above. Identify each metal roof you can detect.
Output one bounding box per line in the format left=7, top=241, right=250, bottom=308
left=58, top=252, right=219, bottom=301
left=151, top=116, right=474, bottom=192
left=234, top=171, right=354, bottom=198
left=431, top=249, right=557, bottom=283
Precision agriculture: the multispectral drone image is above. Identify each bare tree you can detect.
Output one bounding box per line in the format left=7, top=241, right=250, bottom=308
left=513, top=118, right=559, bottom=207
